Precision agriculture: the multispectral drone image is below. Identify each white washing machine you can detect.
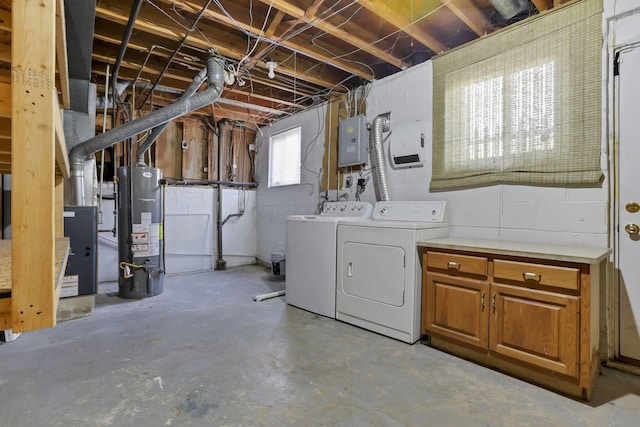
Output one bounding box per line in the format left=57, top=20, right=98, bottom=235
left=336, top=201, right=448, bottom=343
left=286, top=201, right=373, bottom=318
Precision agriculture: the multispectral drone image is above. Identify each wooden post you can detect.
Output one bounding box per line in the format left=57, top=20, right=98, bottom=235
left=11, top=0, right=57, bottom=331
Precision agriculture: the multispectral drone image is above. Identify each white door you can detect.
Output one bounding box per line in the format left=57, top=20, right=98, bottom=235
left=617, top=44, right=640, bottom=361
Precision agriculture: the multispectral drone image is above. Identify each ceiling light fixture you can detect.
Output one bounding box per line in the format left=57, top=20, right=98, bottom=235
left=265, top=60, right=277, bottom=79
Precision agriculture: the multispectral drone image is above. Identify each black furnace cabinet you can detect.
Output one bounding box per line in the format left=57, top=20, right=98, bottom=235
left=63, top=206, right=98, bottom=295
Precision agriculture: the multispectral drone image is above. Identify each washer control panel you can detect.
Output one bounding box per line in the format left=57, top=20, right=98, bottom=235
left=320, top=201, right=373, bottom=219
left=373, top=201, right=447, bottom=222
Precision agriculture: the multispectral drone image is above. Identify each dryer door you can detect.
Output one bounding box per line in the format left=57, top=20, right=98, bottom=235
left=342, top=242, right=405, bottom=307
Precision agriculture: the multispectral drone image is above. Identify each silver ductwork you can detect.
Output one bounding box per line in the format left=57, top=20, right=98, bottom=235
left=489, top=0, right=529, bottom=19
left=135, top=65, right=208, bottom=166
left=95, top=80, right=132, bottom=110
left=68, top=55, right=225, bottom=205
left=370, top=113, right=391, bottom=202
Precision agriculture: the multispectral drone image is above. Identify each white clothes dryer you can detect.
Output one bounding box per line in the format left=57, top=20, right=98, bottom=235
left=336, top=201, right=448, bottom=343
left=286, top=201, right=373, bottom=318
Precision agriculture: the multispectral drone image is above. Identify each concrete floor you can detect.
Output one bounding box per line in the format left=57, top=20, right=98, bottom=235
left=1, top=265, right=640, bottom=426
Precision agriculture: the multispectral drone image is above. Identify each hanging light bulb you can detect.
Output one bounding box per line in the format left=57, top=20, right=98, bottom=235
left=265, top=60, right=277, bottom=79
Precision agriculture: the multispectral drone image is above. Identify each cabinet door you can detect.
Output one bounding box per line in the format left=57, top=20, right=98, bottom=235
left=489, top=283, right=579, bottom=378
left=423, top=272, right=490, bottom=350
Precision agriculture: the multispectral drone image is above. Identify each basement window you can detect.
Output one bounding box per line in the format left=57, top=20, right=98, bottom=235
left=430, top=0, right=603, bottom=190
left=268, top=126, right=301, bottom=188
left=449, top=61, right=554, bottom=165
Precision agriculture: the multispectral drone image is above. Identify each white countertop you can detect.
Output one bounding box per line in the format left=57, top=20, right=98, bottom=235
left=418, top=237, right=611, bottom=264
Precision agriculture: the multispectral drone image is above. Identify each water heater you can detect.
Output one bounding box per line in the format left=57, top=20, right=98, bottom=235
left=117, top=166, right=164, bottom=298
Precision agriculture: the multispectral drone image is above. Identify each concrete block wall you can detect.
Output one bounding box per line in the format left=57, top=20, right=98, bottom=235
left=253, top=3, right=640, bottom=261
left=359, top=58, right=610, bottom=248
left=221, top=188, right=257, bottom=267
left=255, top=105, right=327, bottom=263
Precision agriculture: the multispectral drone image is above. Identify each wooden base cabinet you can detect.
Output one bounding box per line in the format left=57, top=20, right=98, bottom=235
left=419, top=239, right=610, bottom=401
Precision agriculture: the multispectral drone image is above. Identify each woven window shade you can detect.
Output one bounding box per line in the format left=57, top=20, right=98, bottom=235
left=431, top=0, right=603, bottom=191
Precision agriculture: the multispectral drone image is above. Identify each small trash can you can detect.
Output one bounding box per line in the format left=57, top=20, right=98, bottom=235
left=271, top=251, right=286, bottom=276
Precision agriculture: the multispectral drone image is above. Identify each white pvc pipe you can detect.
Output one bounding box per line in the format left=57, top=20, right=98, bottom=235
left=254, top=290, right=285, bottom=302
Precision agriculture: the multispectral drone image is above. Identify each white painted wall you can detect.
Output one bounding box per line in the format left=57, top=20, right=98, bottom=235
left=358, top=59, right=611, bottom=247
left=255, top=104, right=327, bottom=263
left=164, top=186, right=258, bottom=273
left=221, top=188, right=257, bottom=267
left=164, top=186, right=216, bottom=274
left=254, top=3, right=639, bottom=264
left=97, top=186, right=257, bottom=283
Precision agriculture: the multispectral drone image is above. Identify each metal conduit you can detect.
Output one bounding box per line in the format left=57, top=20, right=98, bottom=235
left=69, top=56, right=225, bottom=206
left=137, top=0, right=214, bottom=111
left=112, top=0, right=143, bottom=124
left=370, top=113, right=391, bottom=202
left=135, top=66, right=208, bottom=165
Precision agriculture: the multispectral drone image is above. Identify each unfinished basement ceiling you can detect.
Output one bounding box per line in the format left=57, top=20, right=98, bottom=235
left=91, top=0, right=569, bottom=126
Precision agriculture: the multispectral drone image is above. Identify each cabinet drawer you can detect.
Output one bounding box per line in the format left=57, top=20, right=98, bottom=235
left=427, top=251, right=488, bottom=277
left=494, top=259, right=579, bottom=291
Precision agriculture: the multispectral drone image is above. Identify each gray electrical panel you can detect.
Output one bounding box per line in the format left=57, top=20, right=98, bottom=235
left=338, top=115, right=368, bottom=167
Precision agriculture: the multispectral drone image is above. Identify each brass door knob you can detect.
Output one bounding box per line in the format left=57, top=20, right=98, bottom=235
left=625, top=223, right=640, bottom=235
left=626, top=202, right=640, bottom=213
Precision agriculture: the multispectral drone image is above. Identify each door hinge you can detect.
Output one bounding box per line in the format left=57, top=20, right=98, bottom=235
left=614, top=51, right=621, bottom=77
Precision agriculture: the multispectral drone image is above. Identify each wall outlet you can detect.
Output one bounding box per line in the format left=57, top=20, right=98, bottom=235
left=249, top=143, right=256, bottom=151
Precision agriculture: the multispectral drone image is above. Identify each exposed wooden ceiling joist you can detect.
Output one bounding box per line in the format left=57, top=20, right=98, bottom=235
left=355, top=0, right=448, bottom=54
left=157, top=0, right=374, bottom=80
left=87, top=0, right=569, bottom=126
left=531, top=0, right=554, bottom=12
left=258, top=0, right=408, bottom=69
left=95, top=3, right=348, bottom=91
left=441, top=0, right=494, bottom=37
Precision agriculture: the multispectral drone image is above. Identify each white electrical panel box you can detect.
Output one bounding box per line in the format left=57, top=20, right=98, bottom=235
left=338, top=115, right=368, bottom=167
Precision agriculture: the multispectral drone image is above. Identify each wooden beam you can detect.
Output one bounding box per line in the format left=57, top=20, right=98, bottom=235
left=0, top=298, right=10, bottom=330
left=95, top=5, right=343, bottom=90
left=259, top=0, right=408, bottom=69
left=0, top=8, right=10, bottom=32
left=161, top=0, right=373, bottom=80
left=0, top=117, right=10, bottom=139
left=0, top=82, right=9, bottom=118
left=0, top=41, right=10, bottom=63
left=266, top=10, right=285, bottom=38
left=55, top=176, right=64, bottom=238
left=442, top=0, right=494, bottom=37
left=55, top=0, right=71, bottom=109
left=532, top=0, right=554, bottom=11
left=11, top=0, right=57, bottom=332
left=0, top=69, right=10, bottom=83
left=54, top=104, right=70, bottom=178
left=355, top=0, right=448, bottom=54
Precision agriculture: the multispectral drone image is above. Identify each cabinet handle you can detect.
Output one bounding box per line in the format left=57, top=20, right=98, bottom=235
left=492, top=293, right=496, bottom=313
left=347, top=261, right=353, bottom=277
left=447, top=261, right=460, bottom=270
left=523, top=272, right=541, bottom=282
left=481, top=291, right=485, bottom=311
